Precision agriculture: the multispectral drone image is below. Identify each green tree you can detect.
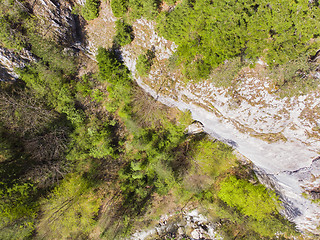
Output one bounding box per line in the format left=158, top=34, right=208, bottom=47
left=114, top=19, right=133, bottom=46
left=111, top=0, right=128, bottom=18
left=82, top=0, right=100, bottom=21
left=136, top=50, right=155, bottom=77
left=218, top=176, right=280, bottom=220
left=128, top=0, right=160, bottom=20
left=96, top=47, right=132, bottom=113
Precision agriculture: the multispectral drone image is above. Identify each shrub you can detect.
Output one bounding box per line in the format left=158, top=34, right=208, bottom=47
left=184, top=59, right=211, bottom=81
left=0, top=17, right=25, bottom=50
left=82, top=0, right=100, bottom=21
left=165, top=0, right=176, bottom=5
left=128, top=0, right=160, bottom=20
left=37, top=175, right=101, bottom=239
left=114, top=19, right=133, bottom=46
left=192, top=138, right=236, bottom=178
left=111, top=0, right=128, bottom=18
left=136, top=50, right=155, bottom=77
left=269, top=55, right=319, bottom=97
left=218, top=176, right=280, bottom=220
left=211, top=57, right=244, bottom=87
left=28, top=36, right=77, bottom=75
left=0, top=182, right=37, bottom=240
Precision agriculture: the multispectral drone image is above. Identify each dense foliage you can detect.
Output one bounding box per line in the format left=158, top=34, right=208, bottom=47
left=111, top=0, right=128, bottom=18
left=218, top=176, right=280, bottom=220
left=37, top=175, right=101, bottom=239
left=0, top=0, right=27, bottom=50
left=128, top=0, right=160, bottom=20
left=110, top=0, right=160, bottom=20
left=82, top=0, right=100, bottom=21
left=191, top=139, right=236, bottom=178
left=157, top=0, right=320, bottom=85
left=136, top=50, right=155, bottom=77
left=114, top=19, right=134, bottom=46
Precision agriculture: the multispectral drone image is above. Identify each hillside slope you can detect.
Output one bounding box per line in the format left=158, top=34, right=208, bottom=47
left=84, top=2, right=320, bottom=234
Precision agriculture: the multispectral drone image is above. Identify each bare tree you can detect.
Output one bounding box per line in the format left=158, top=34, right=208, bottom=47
left=0, top=89, right=57, bottom=135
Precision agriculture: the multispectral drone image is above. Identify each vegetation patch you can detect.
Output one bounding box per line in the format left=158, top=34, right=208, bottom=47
left=136, top=49, right=155, bottom=77
left=128, top=0, right=160, bottom=20
left=111, top=0, right=128, bottom=18
left=114, top=19, right=134, bottom=46
left=218, top=175, right=280, bottom=220
left=0, top=1, right=303, bottom=239
left=156, top=0, right=320, bottom=94
left=82, top=0, right=100, bottom=21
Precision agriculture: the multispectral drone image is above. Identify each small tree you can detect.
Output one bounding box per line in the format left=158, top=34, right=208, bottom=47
left=136, top=50, right=155, bottom=77
left=218, top=176, right=281, bottom=220
left=82, top=0, right=100, bottom=21
left=128, top=0, right=160, bottom=20
left=111, top=0, right=128, bottom=18
left=114, top=19, right=133, bottom=46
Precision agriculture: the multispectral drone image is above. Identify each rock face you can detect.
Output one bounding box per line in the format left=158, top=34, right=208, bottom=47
left=26, top=0, right=83, bottom=44
left=83, top=5, right=320, bottom=234
left=0, top=0, right=85, bottom=81
left=0, top=47, right=35, bottom=81
left=185, top=121, right=204, bottom=135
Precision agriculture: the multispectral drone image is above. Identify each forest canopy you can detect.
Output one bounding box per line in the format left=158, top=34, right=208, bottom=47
left=156, top=0, right=320, bottom=80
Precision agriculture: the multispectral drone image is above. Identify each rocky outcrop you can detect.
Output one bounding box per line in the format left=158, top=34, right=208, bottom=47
left=131, top=210, right=221, bottom=240
left=0, top=47, right=35, bottom=81
left=0, top=0, right=86, bottom=81
left=185, top=121, right=204, bottom=135
left=26, top=0, right=83, bottom=44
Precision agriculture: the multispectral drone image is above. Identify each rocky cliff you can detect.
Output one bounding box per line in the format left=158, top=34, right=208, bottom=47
left=0, top=0, right=84, bottom=82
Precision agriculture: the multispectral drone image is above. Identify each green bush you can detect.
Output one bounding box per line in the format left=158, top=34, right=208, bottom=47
left=184, top=59, right=211, bottom=81
left=156, top=0, right=320, bottom=90
left=111, top=0, right=128, bottom=18
left=136, top=50, right=155, bottom=77
left=37, top=175, right=101, bottom=239
left=211, top=57, right=244, bottom=87
left=0, top=182, right=37, bottom=240
left=218, top=176, right=280, bottom=220
left=0, top=0, right=28, bottom=51
left=166, top=0, right=176, bottom=5
left=114, top=19, right=133, bottom=46
left=82, top=0, right=100, bottom=21
left=128, top=0, right=160, bottom=20
left=269, top=55, right=319, bottom=97
left=0, top=17, right=25, bottom=50
left=28, top=36, right=77, bottom=75
left=192, top=138, right=236, bottom=178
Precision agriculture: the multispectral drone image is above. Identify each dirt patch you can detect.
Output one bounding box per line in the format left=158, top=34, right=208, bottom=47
left=85, top=1, right=116, bottom=52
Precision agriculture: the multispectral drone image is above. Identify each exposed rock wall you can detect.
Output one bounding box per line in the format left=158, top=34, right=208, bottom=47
left=26, top=0, right=82, bottom=44
left=0, top=47, right=35, bottom=81
left=0, top=0, right=85, bottom=81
